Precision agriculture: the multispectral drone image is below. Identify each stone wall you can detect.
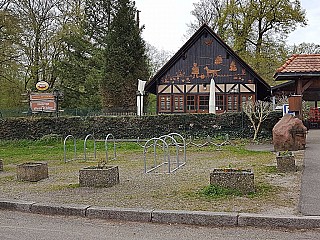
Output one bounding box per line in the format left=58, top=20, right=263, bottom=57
left=0, top=111, right=282, bottom=140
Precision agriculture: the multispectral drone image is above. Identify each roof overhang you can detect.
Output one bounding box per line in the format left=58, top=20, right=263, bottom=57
left=274, top=72, right=320, bottom=81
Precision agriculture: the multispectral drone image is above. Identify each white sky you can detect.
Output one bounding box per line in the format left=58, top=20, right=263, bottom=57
left=134, top=0, right=320, bottom=52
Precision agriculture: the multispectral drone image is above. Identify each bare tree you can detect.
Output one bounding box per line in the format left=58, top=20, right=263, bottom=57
left=289, top=42, right=320, bottom=54
left=242, top=99, right=273, bottom=141
left=0, top=0, right=12, bottom=9
left=186, top=0, right=230, bottom=39
left=146, top=43, right=173, bottom=77
left=7, top=0, right=63, bottom=89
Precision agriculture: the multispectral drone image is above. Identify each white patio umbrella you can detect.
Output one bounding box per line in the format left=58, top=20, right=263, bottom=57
left=209, top=78, right=216, bottom=114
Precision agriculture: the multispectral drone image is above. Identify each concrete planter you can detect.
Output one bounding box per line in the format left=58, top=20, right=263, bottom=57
left=79, top=165, right=119, bottom=188
left=17, top=162, right=48, bottom=182
left=210, top=168, right=255, bottom=194
left=276, top=152, right=296, bottom=172
left=0, top=159, right=3, bottom=171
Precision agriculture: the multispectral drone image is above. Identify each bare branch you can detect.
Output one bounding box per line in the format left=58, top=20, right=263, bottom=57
left=242, top=100, right=273, bottom=141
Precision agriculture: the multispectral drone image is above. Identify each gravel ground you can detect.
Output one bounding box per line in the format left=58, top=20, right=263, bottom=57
left=0, top=144, right=304, bottom=215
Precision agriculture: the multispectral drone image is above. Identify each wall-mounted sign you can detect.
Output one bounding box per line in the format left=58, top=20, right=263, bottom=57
left=36, top=81, right=49, bottom=91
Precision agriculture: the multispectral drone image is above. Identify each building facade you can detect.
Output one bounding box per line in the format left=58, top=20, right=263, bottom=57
left=145, top=24, right=270, bottom=114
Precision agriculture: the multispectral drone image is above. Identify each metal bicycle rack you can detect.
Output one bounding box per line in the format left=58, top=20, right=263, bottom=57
left=143, top=137, right=169, bottom=174
left=64, top=133, right=116, bottom=163
left=84, top=134, right=96, bottom=161
left=63, top=135, right=77, bottom=163
left=186, top=134, right=230, bottom=149
left=166, top=132, right=186, bottom=165
left=143, top=133, right=186, bottom=174
left=105, top=133, right=116, bottom=161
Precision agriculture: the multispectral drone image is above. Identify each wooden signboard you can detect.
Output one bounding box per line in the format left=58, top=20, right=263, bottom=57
left=288, top=95, right=302, bottom=112
left=29, top=93, right=56, bottom=113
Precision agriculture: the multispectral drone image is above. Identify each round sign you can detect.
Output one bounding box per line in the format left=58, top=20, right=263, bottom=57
left=36, top=81, right=49, bottom=91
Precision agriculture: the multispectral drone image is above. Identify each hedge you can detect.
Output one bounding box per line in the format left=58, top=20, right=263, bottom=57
left=0, top=111, right=282, bottom=140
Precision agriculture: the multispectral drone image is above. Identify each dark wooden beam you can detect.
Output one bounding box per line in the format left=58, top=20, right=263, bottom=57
left=302, top=80, right=314, bottom=93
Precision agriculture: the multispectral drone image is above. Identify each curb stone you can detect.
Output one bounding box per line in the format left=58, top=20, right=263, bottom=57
left=238, top=213, right=320, bottom=229
left=30, top=202, right=90, bottom=217
left=1, top=199, right=320, bottom=229
left=0, top=199, right=35, bottom=212
left=86, top=206, right=152, bottom=222
left=152, top=210, right=238, bottom=227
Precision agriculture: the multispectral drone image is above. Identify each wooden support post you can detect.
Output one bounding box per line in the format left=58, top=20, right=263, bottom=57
left=294, top=79, right=303, bottom=119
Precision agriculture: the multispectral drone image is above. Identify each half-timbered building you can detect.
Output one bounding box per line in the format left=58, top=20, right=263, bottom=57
left=145, top=24, right=271, bottom=114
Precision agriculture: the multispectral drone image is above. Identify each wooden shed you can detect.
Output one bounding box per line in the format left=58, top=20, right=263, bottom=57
left=145, top=24, right=271, bottom=114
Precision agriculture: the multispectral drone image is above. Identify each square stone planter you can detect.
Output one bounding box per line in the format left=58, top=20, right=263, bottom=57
left=0, top=159, right=3, bottom=171
left=79, top=165, right=119, bottom=188
left=276, top=152, right=296, bottom=172
left=210, top=168, right=255, bottom=194
left=17, top=162, right=48, bottom=182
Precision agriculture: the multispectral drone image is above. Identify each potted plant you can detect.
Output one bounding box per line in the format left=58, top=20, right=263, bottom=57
left=79, top=158, right=119, bottom=188
left=210, top=166, right=255, bottom=194
left=16, top=162, right=48, bottom=182
left=276, top=151, right=296, bottom=172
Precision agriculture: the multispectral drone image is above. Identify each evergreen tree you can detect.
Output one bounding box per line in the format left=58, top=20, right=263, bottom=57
left=102, top=0, right=149, bottom=111
left=58, top=29, right=103, bottom=109
left=57, top=0, right=107, bottom=109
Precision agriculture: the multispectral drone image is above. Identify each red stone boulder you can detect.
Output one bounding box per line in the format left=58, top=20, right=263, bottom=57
left=272, top=114, right=307, bottom=151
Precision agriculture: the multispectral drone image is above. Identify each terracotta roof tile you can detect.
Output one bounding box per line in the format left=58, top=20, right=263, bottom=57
left=276, top=54, right=320, bottom=73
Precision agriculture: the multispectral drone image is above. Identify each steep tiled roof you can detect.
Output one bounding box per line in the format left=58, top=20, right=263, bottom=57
left=146, top=24, right=270, bottom=94
left=276, top=54, right=320, bottom=73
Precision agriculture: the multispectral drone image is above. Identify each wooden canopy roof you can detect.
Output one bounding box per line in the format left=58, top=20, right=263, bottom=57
left=274, top=54, right=320, bottom=80
left=273, top=54, right=320, bottom=101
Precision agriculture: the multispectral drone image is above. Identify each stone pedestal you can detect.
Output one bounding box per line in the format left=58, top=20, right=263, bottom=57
left=276, top=153, right=296, bottom=172
left=17, top=162, right=48, bottom=182
left=79, top=165, right=119, bottom=188
left=210, top=168, right=255, bottom=194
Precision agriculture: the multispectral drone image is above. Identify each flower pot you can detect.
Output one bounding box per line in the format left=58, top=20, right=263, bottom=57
left=16, top=162, right=48, bottom=182
left=79, top=165, right=119, bottom=188
left=276, top=152, right=296, bottom=172
left=210, top=168, right=255, bottom=194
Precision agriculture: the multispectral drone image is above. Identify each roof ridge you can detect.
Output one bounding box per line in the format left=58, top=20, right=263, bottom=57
left=295, top=54, right=320, bottom=57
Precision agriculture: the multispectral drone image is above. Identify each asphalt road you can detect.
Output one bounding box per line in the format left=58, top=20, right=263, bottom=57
left=1, top=210, right=320, bottom=240
left=300, top=129, right=320, bottom=215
